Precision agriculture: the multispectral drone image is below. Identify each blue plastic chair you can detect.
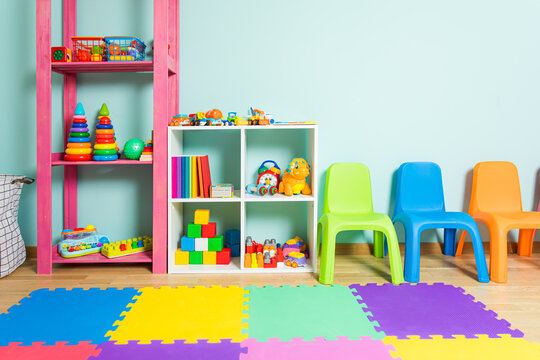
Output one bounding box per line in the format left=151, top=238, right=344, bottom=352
left=392, top=162, right=489, bottom=283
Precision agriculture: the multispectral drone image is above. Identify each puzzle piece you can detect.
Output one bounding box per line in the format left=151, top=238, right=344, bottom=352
left=244, top=285, right=384, bottom=341
left=106, top=286, right=248, bottom=344
left=90, top=339, right=246, bottom=360
left=349, top=283, right=524, bottom=339
left=0, top=341, right=100, bottom=360
left=0, top=288, right=140, bottom=345
left=385, top=334, right=540, bottom=360
left=240, top=337, right=395, bottom=360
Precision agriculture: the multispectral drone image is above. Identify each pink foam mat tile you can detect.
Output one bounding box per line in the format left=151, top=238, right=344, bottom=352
left=240, top=337, right=396, bottom=360
left=0, top=341, right=100, bottom=360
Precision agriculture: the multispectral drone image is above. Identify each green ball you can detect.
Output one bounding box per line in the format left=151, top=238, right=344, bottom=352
left=123, top=138, right=145, bottom=159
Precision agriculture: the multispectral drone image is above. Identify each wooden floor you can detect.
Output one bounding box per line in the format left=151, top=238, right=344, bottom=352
left=1, top=252, right=539, bottom=343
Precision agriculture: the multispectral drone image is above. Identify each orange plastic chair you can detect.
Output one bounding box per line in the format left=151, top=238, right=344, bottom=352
left=456, top=161, right=540, bottom=283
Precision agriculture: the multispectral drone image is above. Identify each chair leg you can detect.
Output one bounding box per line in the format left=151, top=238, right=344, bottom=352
left=383, top=229, right=404, bottom=285
left=374, top=231, right=384, bottom=258
left=319, top=224, right=337, bottom=285
left=443, top=228, right=456, bottom=256
left=467, top=226, right=490, bottom=283
left=404, top=225, right=421, bottom=283
left=488, top=224, right=508, bottom=283
left=456, top=230, right=467, bottom=256
left=517, top=229, right=534, bottom=256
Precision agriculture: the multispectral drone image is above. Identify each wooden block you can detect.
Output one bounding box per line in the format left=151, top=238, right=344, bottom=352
left=189, top=251, right=203, bottom=264
left=201, top=222, right=217, bottom=238
left=208, top=235, right=223, bottom=251
left=187, top=223, right=202, bottom=238
left=195, top=238, right=208, bottom=251
left=203, top=251, right=217, bottom=265
left=175, top=249, right=189, bottom=265
left=217, top=248, right=231, bottom=265
left=194, top=209, right=210, bottom=225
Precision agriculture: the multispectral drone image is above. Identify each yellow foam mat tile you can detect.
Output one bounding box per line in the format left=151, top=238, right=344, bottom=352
left=384, top=335, right=540, bottom=360
left=106, top=286, right=248, bottom=344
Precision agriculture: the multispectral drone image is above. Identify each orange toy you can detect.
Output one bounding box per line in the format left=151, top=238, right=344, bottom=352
left=205, top=109, right=223, bottom=119
left=278, top=158, right=312, bottom=196
left=456, top=161, right=540, bottom=283
left=108, top=43, right=120, bottom=55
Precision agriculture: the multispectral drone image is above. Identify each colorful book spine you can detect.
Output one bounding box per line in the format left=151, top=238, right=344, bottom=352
left=176, top=156, right=182, bottom=199
left=172, top=157, right=177, bottom=198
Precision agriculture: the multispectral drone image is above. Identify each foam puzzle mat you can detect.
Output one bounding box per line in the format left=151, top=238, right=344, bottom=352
left=0, top=283, right=538, bottom=359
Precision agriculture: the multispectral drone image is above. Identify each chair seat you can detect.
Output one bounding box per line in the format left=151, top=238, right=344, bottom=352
left=489, top=211, right=540, bottom=228
left=321, top=212, right=393, bottom=232
left=395, top=211, right=478, bottom=231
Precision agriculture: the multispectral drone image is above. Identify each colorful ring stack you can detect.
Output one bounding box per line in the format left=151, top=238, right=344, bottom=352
left=64, top=102, right=92, bottom=161
left=93, top=103, right=119, bottom=161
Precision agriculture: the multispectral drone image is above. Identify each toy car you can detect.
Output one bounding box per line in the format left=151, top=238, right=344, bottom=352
left=285, top=252, right=307, bottom=268
left=170, top=114, right=191, bottom=126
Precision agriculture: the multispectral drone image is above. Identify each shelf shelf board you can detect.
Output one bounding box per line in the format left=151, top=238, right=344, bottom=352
left=52, top=246, right=152, bottom=264
left=170, top=193, right=241, bottom=203
left=241, top=261, right=314, bottom=273
left=51, top=56, right=177, bottom=74
left=168, top=124, right=317, bottom=131
left=243, top=193, right=315, bottom=202
left=169, top=257, right=242, bottom=273
left=51, top=152, right=152, bottom=166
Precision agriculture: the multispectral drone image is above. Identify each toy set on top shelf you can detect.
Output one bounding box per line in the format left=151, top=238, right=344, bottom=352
left=63, top=102, right=152, bottom=162
left=57, top=225, right=152, bottom=259
left=174, top=209, right=240, bottom=265
left=246, top=158, right=312, bottom=197
left=169, top=108, right=316, bottom=127
left=52, top=36, right=146, bottom=63
left=244, top=235, right=308, bottom=269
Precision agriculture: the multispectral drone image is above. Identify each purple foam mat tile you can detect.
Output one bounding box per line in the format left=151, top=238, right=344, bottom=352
left=349, top=283, right=524, bottom=339
left=91, top=339, right=244, bottom=360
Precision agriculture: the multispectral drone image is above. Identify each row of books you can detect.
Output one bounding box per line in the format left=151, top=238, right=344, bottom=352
left=171, top=155, right=212, bottom=198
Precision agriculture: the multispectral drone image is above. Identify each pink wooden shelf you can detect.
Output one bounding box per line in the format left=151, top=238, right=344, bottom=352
left=52, top=246, right=152, bottom=263
left=51, top=152, right=152, bottom=166
left=51, top=56, right=176, bottom=74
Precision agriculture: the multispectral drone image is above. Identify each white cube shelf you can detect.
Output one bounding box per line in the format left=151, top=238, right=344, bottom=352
left=167, top=125, right=318, bottom=274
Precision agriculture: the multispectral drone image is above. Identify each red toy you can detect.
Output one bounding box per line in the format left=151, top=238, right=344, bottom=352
left=51, top=47, right=72, bottom=62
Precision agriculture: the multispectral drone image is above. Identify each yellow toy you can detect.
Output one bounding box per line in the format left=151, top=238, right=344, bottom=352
left=94, top=143, right=118, bottom=150
left=175, top=249, right=189, bottom=265
left=101, top=236, right=152, bottom=258
left=278, top=158, right=312, bottom=196
left=65, top=148, right=92, bottom=155
left=194, top=209, right=210, bottom=225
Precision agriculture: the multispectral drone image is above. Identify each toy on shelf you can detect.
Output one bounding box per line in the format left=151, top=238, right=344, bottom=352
left=210, top=184, right=234, bottom=198
left=285, top=252, right=307, bottom=268
left=72, top=37, right=105, bottom=62
left=246, top=160, right=281, bottom=196
left=51, top=47, right=72, bottom=62
left=101, top=236, right=152, bottom=258
left=57, top=225, right=110, bottom=258
left=93, top=103, right=119, bottom=161
left=139, top=132, right=153, bottom=162
left=244, top=237, right=283, bottom=268
left=64, top=103, right=92, bottom=161
left=169, top=114, right=191, bottom=126
left=283, top=236, right=308, bottom=259
left=279, top=158, right=312, bottom=196
left=227, top=112, right=247, bottom=126
left=123, top=138, right=145, bottom=160
left=104, top=36, right=146, bottom=61
left=248, top=108, right=274, bottom=125
left=174, top=209, right=231, bottom=265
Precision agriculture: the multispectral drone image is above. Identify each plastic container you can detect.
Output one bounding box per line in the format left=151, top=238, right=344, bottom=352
left=104, top=36, right=146, bottom=61
left=71, top=37, right=106, bottom=62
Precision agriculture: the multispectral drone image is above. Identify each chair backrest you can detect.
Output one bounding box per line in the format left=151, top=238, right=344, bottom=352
left=393, top=162, right=446, bottom=218
left=322, top=163, right=373, bottom=214
left=469, top=161, right=522, bottom=214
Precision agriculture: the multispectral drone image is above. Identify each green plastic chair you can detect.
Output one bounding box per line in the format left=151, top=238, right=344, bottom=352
left=318, top=163, right=404, bottom=285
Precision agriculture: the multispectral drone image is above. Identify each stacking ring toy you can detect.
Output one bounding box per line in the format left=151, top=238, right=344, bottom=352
left=93, top=154, right=118, bottom=161
left=94, top=143, right=117, bottom=150
left=67, top=142, right=91, bottom=148
left=96, top=138, right=115, bottom=144
left=68, top=137, right=91, bottom=143
left=70, top=132, right=90, bottom=137
left=99, top=119, right=111, bottom=125
left=95, top=129, right=114, bottom=135
left=96, top=124, right=113, bottom=129
left=64, top=154, right=92, bottom=161
left=73, top=115, right=86, bottom=119
left=71, top=123, right=87, bottom=128
left=66, top=148, right=92, bottom=155
left=94, top=149, right=117, bottom=155
left=98, top=116, right=110, bottom=121
left=72, top=118, right=87, bottom=123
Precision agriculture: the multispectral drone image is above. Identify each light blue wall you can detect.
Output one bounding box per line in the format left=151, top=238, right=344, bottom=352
left=3, top=0, right=540, bottom=246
